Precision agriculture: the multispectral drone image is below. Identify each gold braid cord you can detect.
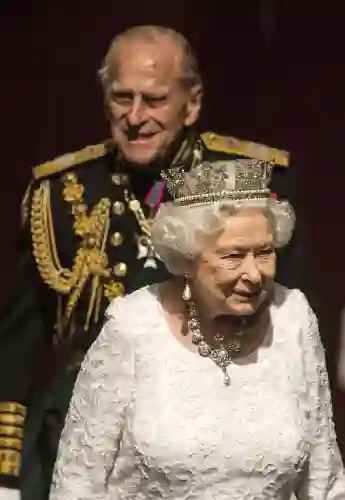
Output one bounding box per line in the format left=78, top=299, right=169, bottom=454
left=30, top=173, right=111, bottom=334
left=0, top=402, right=27, bottom=477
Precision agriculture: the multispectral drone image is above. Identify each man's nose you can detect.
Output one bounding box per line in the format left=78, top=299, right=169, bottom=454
left=127, top=96, right=146, bottom=126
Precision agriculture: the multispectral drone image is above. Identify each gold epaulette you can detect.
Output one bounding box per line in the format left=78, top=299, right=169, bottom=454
left=0, top=402, right=27, bottom=477
left=201, top=131, right=290, bottom=167
left=33, top=139, right=114, bottom=180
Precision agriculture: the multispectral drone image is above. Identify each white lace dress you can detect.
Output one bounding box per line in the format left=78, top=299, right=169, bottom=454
left=49, top=283, right=345, bottom=500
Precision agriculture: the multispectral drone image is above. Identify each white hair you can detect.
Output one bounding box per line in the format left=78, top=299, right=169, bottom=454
left=151, top=198, right=296, bottom=276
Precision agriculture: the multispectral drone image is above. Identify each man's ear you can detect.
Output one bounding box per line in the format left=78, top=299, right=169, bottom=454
left=184, top=84, right=203, bottom=127
left=104, top=97, right=112, bottom=121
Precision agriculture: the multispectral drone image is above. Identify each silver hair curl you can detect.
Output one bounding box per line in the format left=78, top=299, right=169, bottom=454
left=151, top=198, right=296, bottom=276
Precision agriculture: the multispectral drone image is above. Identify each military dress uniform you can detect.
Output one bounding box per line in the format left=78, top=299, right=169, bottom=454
left=0, top=130, right=313, bottom=499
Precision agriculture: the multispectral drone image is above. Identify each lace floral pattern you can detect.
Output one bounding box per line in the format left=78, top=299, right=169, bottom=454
left=49, top=284, right=345, bottom=500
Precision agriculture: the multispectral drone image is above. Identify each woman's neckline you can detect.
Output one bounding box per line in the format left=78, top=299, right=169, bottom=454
left=150, top=281, right=274, bottom=366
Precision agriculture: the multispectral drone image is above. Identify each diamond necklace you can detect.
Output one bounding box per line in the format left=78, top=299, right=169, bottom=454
left=186, top=299, right=244, bottom=386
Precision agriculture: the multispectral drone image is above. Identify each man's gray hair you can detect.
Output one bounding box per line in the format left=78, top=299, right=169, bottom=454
left=98, top=25, right=202, bottom=98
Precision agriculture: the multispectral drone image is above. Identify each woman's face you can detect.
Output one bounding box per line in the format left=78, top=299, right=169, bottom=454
left=189, top=209, right=276, bottom=318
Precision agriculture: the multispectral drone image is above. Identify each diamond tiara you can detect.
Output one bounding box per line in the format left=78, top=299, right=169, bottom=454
left=161, top=159, right=274, bottom=206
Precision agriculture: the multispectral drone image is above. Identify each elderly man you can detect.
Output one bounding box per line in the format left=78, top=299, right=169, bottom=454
left=0, top=25, right=311, bottom=500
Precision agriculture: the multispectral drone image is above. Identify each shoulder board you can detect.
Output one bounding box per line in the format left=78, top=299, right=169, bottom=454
left=33, top=139, right=114, bottom=180
left=201, top=131, right=290, bottom=167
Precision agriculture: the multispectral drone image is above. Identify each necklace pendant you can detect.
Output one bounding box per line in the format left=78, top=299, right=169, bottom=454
left=223, top=368, right=230, bottom=386
left=228, top=338, right=241, bottom=353
left=192, top=331, right=203, bottom=344
left=198, top=341, right=211, bottom=357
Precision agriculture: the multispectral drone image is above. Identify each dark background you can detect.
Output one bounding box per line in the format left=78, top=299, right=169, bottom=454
left=1, top=0, right=344, bottom=452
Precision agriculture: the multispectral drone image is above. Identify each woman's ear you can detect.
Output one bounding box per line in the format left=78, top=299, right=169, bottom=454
left=183, top=257, right=197, bottom=279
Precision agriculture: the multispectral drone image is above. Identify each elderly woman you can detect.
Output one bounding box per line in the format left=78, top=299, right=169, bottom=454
left=49, top=159, right=345, bottom=500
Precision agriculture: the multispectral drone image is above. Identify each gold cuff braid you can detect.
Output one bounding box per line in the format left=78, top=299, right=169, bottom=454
left=0, top=426, right=23, bottom=439
left=0, top=450, right=20, bottom=477
left=0, top=414, right=24, bottom=427
left=0, top=403, right=26, bottom=477
left=0, top=403, right=26, bottom=417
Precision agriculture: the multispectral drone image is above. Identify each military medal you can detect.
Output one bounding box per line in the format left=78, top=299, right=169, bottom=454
left=142, top=180, right=165, bottom=268
left=136, top=235, right=157, bottom=268
left=125, top=180, right=165, bottom=269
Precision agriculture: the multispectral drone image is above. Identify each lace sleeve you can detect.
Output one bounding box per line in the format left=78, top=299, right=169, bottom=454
left=48, top=306, right=135, bottom=500
left=296, top=302, right=345, bottom=499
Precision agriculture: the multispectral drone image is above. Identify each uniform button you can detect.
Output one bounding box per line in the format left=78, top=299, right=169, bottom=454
left=85, top=236, right=96, bottom=247
left=111, top=173, right=129, bottom=185
left=111, top=174, right=122, bottom=185
left=113, top=262, right=127, bottom=277
left=110, top=232, right=123, bottom=247
left=112, top=201, right=125, bottom=215
left=104, top=281, right=125, bottom=301
left=73, top=203, right=87, bottom=215
left=64, top=172, right=77, bottom=182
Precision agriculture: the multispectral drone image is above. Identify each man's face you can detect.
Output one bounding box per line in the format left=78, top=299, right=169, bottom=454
left=106, top=39, right=202, bottom=166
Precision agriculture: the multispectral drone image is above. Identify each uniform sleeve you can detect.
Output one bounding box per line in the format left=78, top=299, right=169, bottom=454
left=49, top=305, right=135, bottom=500
left=0, top=185, right=45, bottom=490
left=296, top=303, right=345, bottom=499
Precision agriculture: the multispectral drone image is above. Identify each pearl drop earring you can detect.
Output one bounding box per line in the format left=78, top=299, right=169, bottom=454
left=182, top=275, right=191, bottom=301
